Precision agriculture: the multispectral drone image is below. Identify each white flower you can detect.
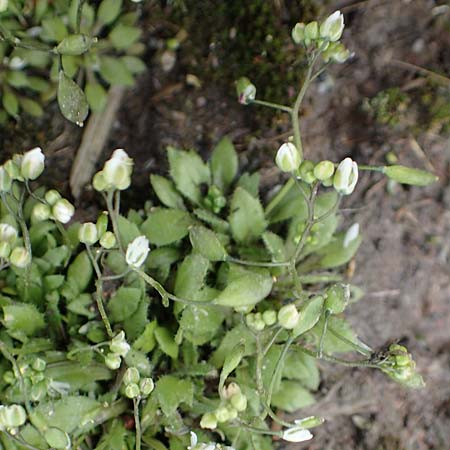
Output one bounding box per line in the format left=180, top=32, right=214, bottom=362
left=278, top=304, right=300, bottom=330
left=126, top=236, right=150, bottom=268
left=275, top=143, right=301, bottom=173
left=10, top=247, right=31, bottom=268
left=343, top=223, right=359, bottom=248
left=0, top=223, right=18, bottom=244
left=282, top=426, right=313, bottom=443
left=52, top=199, right=75, bottom=224
left=333, top=157, right=358, bottom=195
left=21, top=147, right=45, bottom=180
left=320, top=10, right=344, bottom=42
left=103, top=149, right=133, bottom=190
left=78, top=222, right=98, bottom=245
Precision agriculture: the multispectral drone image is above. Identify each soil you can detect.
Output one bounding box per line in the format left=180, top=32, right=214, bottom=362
left=2, top=0, right=450, bottom=449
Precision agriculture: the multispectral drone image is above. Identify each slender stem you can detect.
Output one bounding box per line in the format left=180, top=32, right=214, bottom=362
left=263, top=327, right=284, bottom=356
left=228, top=256, right=290, bottom=268
left=105, top=191, right=123, bottom=252
left=318, top=310, right=330, bottom=358
left=133, top=398, right=142, bottom=450
left=328, top=326, right=372, bottom=356
left=264, top=177, right=295, bottom=216
left=250, top=99, right=292, bottom=114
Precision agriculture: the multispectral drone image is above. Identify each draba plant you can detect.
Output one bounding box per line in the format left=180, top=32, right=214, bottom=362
left=0, top=0, right=145, bottom=125
left=0, top=10, right=438, bottom=450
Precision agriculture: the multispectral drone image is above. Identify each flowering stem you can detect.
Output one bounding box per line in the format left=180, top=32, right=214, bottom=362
left=133, top=398, right=142, bottom=450
left=105, top=190, right=124, bottom=253
left=264, top=177, right=295, bottom=216
left=228, top=256, right=290, bottom=268
left=250, top=99, right=293, bottom=114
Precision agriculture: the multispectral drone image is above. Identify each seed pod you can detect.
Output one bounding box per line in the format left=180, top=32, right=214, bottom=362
left=383, top=165, right=438, bottom=186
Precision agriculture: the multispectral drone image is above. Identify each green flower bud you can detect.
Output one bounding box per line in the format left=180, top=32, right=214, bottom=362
left=32, top=203, right=51, bottom=222
left=292, top=23, right=305, bottom=44
left=78, top=222, right=98, bottom=245
left=294, top=416, right=324, bottom=429
left=96, top=212, right=108, bottom=237
left=0, top=223, right=18, bottom=244
left=105, top=353, right=122, bottom=370
left=100, top=231, right=116, bottom=249
left=32, top=358, right=46, bottom=372
left=214, top=405, right=230, bottom=423
left=304, top=21, right=319, bottom=43
left=103, top=149, right=133, bottom=191
left=278, top=304, right=300, bottom=330
left=324, top=283, right=349, bottom=314
left=123, top=367, right=140, bottom=385
left=383, top=165, right=438, bottom=186
left=10, top=247, right=31, bottom=268
left=200, top=412, right=218, bottom=429
left=4, top=159, right=22, bottom=181
left=321, top=176, right=334, bottom=187
left=262, top=309, right=277, bottom=326
left=44, top=427, right=71, bottom=449
left=320, top=11, right=344, bottom=42
left=322, top=42, right=350, bottom=63
left=275, top=143, right=301, bottom=173
left=230, top=392, right=247, bottom=412
left=0, top=241, right=11, bottom=258
left=3, top=371, right=15, bottom=384
left=21, top=147, right=45, bottom=180
left=333, top=158, right=358, bottom=195
left=109, top=331, right=130, bottom=356
left=0, top=166, right=12, bottom=192
left=139, top=377, right=154, bottom=396
left=0, top=404, right=27, bottom=428
left=52, top=199, right=75, bottom=224
left=313, top=160, right=335, bottom=181
left=236, top=77, right=256, bottom=105
left=93, top=171, right=109, bottom=192
left=44, top=189, right=62, bottom=206
left=299, top=160, right=316, bottom=184
left=125, top=383, right=140, bottom=399
left=246, top=313, right=265, bottom=331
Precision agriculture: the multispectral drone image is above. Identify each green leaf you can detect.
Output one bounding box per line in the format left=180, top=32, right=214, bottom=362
left=99, top=56, right=134, bottom=86
left=154, top=326, right=178, bottom=359
left=213, top=268, right=273, bottom=308
left=19, top=98, right=44, bottom=117
left=283, top=348, right=320, bottom=390
left=193, top=208, right=229, bottom=233
left=123, top=296, right=148, bottom=342
left=150, top=175, right=185, bottom=210
left=229, top=187, right=267, bottom=243
left=168, top=147, right=210, bottom=204
left=109, top=24, right=141, bottom=51
left=141, top=208, right=193, bottom=246
left=155, top=375, right=194, bottom=416
left=61, top=55, right=79, bottom=78
left=85, top=82, right=107, bottom=112
left=179, top=304, right=225, bottom=345
left=7, top=70, right=29, bottom=88
left=94, top=420, right=127, bottom=450
left=97, top=0, right=123, bottom=25
left=261, top=345, right=283, bottom=393
left=174, top=253, right=209, bottom=299
left=220, top=342, right=245, bottom=390
left=2, top=88, right=19, bottom=117
left=118, top=215, right=141, bottom=247
left=2, top=304, right=45, bottom=339
left=133, top=320, right=157, bottom=353
left=236, top=172, right=260, bottom=197
left=189, top=226, right=228, bottom=261
left=262, top=231, right=286, bottom=262
left=57, top=70, right=89, bottom=125
left=271, top=380, right=315, bottom=413
left=122, top=56, right=146, bottom=74
left=316, top=231, right=362, bottom=269
left=66, top=251, right=93, bottom=293
left=42, top=16, right=68, bottom=41
left=210, top=137, right=238, bottom=192
left=124, top=349, right=152, bottom=375
left=292, top=295, right=324, bottom=338
left=108, top=286, right=141, bottom=322
left=56, top=34, right=93, bottom=55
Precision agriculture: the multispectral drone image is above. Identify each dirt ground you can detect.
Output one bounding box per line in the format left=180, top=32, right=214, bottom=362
left=1, top=0, right=450, bottom=449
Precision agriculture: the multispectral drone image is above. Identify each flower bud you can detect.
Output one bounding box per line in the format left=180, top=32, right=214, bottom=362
left=52, top=199, right=75, bottom=224
left=383, top=165, right=438, bottom=186
left=123, top=367, right=140, bottom=385
left=343, top=223, right=359, bottom=248
left=299, top=160, right=316, bottom=184
left=0, top=241, right=11, bottom=258
left=139, top=378, right=154, bottom=396
left=333, top=157, right=358, bottom=195
left=32, top=358, right=46, bottom=372
left=0, top=0, right=8, bottom=14
left=0, top=223, right=18, bottom=244
left=10, top=247, right=31, bottom=268
left=294, top=416, right=324, bottom=429
left=278, top=304, right=300, bottom=330
left=21, top=147, right=45, bottom=180
left=105, top=353, right=122, bottom=370
left=324, top=283, right=349, bottom=314
left=5, top=158, right=22, bottom=180
left=44, top=189, right=62, bottom=206
left=103, top=149, right=133, bottom=190
left=126, top=235, right=150, bottom=268
left=78, top=222, right=98, bottom=245
left=292, top=23, right=305, bottom=44
left=44, top=427, right=71, bottom=449
left=262, top=309, right=277, bottom=326
left=92, top=171, right=109, bottom=191
left=0, top=404, right=27, bottom=428
left=230, top=392, right=247, bottom=412
left=96, top=212, right=108, bottom=237
left=223, top=382, right=241, bottom=399
left=0, top=166, right=12, bottom=192
left=109, top=331, right=130, bottom=356
left=214, top=405, right=230, bottom=423
left=125, top=383, right=140, bottom=398
left=313, top=160, right=335, bottom=181
left=320, top=11, right=344, bottom=42
left=275, top=143, right=301, bottom=173
left=322, top=42, right=350, bottom=63
left=32, top=203, right=51, bottom=222
left=304, top=21, right=319, bottom=43
left=245, top=313, right=265, bottom=331
left=236, top=77, right=256, bottom=105
left=200, top=412, right=217, bottom=430
left=100, top=231, right=116, bottom=249
left=282, top=426, right=313, bottom=443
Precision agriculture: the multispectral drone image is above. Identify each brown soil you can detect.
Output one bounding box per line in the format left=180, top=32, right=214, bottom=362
left=2, top=0, right=450, bottom=449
